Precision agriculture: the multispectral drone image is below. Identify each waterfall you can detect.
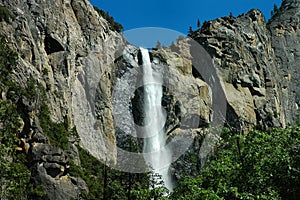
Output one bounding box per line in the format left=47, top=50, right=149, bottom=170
left=140, top=48, right=173, bottom=191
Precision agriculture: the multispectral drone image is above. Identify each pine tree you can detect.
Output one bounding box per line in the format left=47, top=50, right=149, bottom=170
left=271, top=4, right=279, bottom=17
left=274, top=4, right=278, bottom=13
left=156, top=41, right=162, bottom=49
left=189, top=26, right=193, bottom=34
left=197, top=18, right=201, bottom=28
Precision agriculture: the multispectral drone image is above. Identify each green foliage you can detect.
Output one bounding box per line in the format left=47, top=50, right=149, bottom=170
left=271, top=4, right=279, bottom=17
left=28, top=184, right=47, bottom=198
left=197, top=18, right=201, bottom=28
left=0, top=36, right=31, bottom=199
left=0, top=37, right=51, bottom=199
left=0, top=100, right=20, bottom=151
left=74, top=146, right=105, bottom=199
left=1, top=56, right=70, bottom=150
left=42, top=67, right=49, bottom=75
left=268, top=2, right=283, bottom=24
left=0, top=5, right=15, bottom=23
left=93, top=6, right=123, bottom=33
left=37, top=99, right=70, bottom=150
left=25, top=75, right=38, bottom=99
left=156, top=41, right=162, bottom=49
left=0, top=38, right=19, bottom=148
left=0, top=99, right=31, bottom=199
left=130, top=173, right=169, bottom=200
left=189, top=26, right=193, bottom=34
left=172, top=177, right=221, bottom=200
left=31, top=83, right=70, bottom=150
left=172, top=127, right=300, bottom=199
left=0, top=36, right=18, bottom=88
left=0, top=160, right=31, bottom=199
left=69, top=146, right=159, bottom=199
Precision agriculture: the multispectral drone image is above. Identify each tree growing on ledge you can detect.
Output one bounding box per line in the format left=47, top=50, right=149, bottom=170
left=271, top=3, right=279, bottom=17
left=189, top=26, right=193, bottom=34
left=156, top=41, right=162, bottom=49
left=197, top=19, right=201, bottom=28
left=93, top=6, right=124, bottom=33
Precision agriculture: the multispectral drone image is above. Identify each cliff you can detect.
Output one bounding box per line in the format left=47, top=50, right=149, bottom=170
left=0, top=0, right=124, bottom=198
left=268, top=0, right=300, bottom=125
left=190, top=0, right=300, bottom=130
left=0, top=0, right=299, bottom=199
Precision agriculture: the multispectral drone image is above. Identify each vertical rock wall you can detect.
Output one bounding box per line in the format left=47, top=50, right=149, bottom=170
left=191, top=3, right=299, bottom=130
left=0, top=0, right=124, bottom=198
left=268, top=0, right=300, bottom=125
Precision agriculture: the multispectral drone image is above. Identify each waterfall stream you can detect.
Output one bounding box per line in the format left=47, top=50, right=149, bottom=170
left=140, top=48, right=173, bottom=191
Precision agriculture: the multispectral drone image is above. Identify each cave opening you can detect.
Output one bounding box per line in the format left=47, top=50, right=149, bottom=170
left=44, top=35, right=64, bottom=54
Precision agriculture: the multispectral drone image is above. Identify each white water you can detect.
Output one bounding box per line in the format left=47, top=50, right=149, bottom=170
left=140, top=48, right=173, bottom=191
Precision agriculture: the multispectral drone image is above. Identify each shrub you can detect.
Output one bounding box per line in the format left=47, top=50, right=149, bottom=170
left=36, top=84, right=70, bottom=150
left=0, top=36, right=18, bottom=88
left=0, top=5, right=15, bottom=23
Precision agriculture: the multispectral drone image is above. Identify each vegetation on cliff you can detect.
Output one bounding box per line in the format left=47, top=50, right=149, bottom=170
left=0, top=5, right=15, bottom=23
left=69, top=145, right=168, bottom=199
left=0, top=33, right=73, bottom=198
left=268, top=3, right=282, bottom=24
left=0, top=36, right=30, bottom=199
left=93, top=6, right=123, bottom=33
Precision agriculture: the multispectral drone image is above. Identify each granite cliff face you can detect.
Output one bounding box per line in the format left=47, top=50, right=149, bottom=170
left=0, top=0, right=124, bottom=198
left=268, top=0, right=300, bottom=125
left=190, top=0, right=299, bottom=130
left=0, top=0, right=299, bottom=198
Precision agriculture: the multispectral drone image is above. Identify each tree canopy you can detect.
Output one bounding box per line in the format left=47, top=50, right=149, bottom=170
left=172, top=127, right=300, bottom=199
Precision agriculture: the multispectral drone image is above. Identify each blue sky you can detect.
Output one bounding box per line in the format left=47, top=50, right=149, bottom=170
left=90, top=0, right=282, bottom=47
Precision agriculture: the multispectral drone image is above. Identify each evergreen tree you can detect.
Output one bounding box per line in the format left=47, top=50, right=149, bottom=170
left=93, top=6, right=123, bottom=33
left=156, top=41, right=162, bottom=49
left=271, top=3, right=279, bottom=17
left=189, top=26, right=193, bottom=34
left=274, top=4, right=278, bottom=13
left=197, top=18, right=201, bottom=28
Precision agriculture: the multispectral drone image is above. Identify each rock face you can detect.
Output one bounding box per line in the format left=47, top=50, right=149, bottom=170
left=268, top=0, right=300, bottom=125
left=0, top=0, right=299, bottom=197
left=111, top=45, right=212, bottom=173
left=29, top=143, right=88, bottom=200
left=0, top=0, right=123, bottom=198
left=190, top=0, right=299, bottom=130
left=166, top=0, right=299, bottom=179
left=191, top=10, right=281, bottom=130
